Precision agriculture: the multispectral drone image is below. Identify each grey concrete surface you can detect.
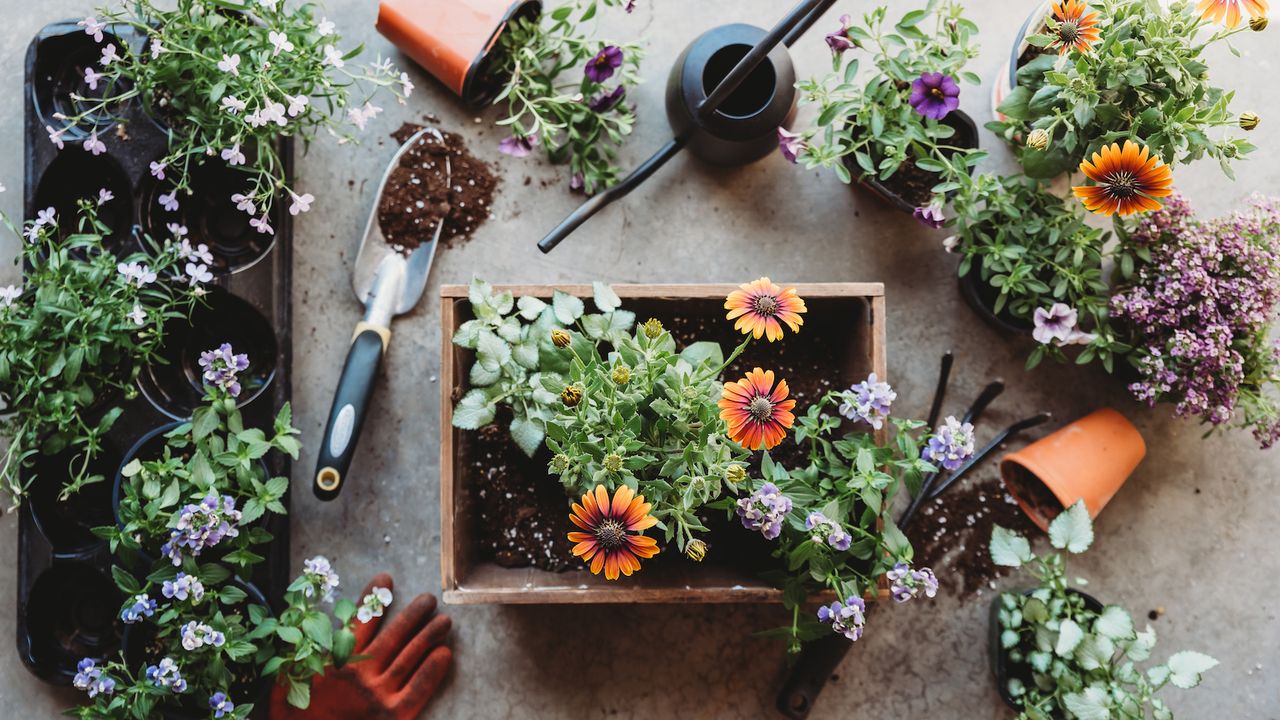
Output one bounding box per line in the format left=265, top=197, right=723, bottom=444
left=2, top=0, right=1279, bottom=718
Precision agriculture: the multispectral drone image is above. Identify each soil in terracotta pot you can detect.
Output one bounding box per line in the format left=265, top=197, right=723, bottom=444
left=906, top=475, right=1040, bottom=601
left=379, top=122, right=498, bottom=253
left=1004, top=463, right=1065, bottom=523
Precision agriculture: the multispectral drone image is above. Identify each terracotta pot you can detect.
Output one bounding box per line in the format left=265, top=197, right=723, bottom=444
left=990, top=1, right=1052, bottom=122
left=1000, top=408, right=1146, bottom=531
left=377, top=0, right=542, bottom=109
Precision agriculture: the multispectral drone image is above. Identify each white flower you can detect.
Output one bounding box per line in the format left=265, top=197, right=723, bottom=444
left=0, top=182, right=5, bottom=192
left=99, top=43, right=119, bottom=66
left=150, top=39, right=165, bottom=57
left=35, top=207, right=56, bottom=226
left=289, top=191, right=314, bottom=215
left=285, top=94, right=308, bottom=117
left=249, top=215, right=273, bottom=235
left=373, top=58, right=393, bottom=74
left=83, top=67, right=104, bottom=91
left=942, top=235, right=959, bottom=253
left=78, top=16, right=106, bottom=43
left=257, top=0, right=279, bottom=9
left=221, top=143, right=246, bottom=166
left=46, top=125, right=65, bottom=149
left=149, top=161, right=166, bottom=180
left=373, top=587, right=393, bottom=605
left=127, top=304, right=146, bottom=326
left=266, top=102, right=288, bottom=126
left=221, top=96, right=247, bottom=114
left=217, top=53, right=241, bottom=76
left=185, top=263, right=212, bottom=285
left=158, top=191, right=179, bottom=213
left=168, top=223, right=189, bottom=239
left=179, top=239, right=213, bottom=264
left=117, top=261, right=157, bottom=287
left=1032, top=303, right=1080, bottom=346
left=269, top=31, right=294, bottom=56
left=356, top=586, right=393, bottom=623
left=230, top=193, right=255, bottom=215
left=23, top=225, right=41, bottom=243
left=244, top=109, right=266, bottom=128
left=97, top=188, right=114, bottom=205
left=322, top=45, right=345, bottom=68
left=347, top=102, right=381, bottom=131
left=399, top=72, right=414, bottom=98
left=84, top=131, right=106, bottom=155
left=0, top=285, right=22, bottom=307
left=317, top=17, right=335, bottom=36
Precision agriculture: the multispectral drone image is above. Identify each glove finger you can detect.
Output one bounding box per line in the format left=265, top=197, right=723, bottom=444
left=382, top=612, right=452, bottom=689
left=365, top=591, right=438, bottom=663
left=352, top=572, right=395, bottom=652
left=391, top=645, right=453, bottom=718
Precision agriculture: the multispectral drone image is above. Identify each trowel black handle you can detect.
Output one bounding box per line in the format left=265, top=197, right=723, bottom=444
left=314, top=326, right=386, bottom=501
left=775, top=635, right=850, bottom=719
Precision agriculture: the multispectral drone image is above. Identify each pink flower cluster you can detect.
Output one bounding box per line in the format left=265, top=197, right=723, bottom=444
left=1111, top=193, right=1280, bottom=446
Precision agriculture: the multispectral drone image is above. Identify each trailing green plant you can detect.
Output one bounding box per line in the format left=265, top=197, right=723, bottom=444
left=989, top=0, right=1259, bottom=180
left=0, top=195, right=198, bottom=507
left=787, top=0, right=986, bottom=215
left=57, top=0, right=408, bottom=220
left=494, top=0, right=643, bottom=194
left=451, top=278, right=634, bottom=456
left=991, top=501, right=1218, bottom=719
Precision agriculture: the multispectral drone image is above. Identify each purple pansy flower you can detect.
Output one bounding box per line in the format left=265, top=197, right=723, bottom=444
left=198, top=343, right=249, bottom=397
left=777, top=127, right=806, bottom=164
left=805, top=511, right=853, bottom=551
left=909, top=72, right=960, bottom=120
left=498, top=135, right=534, bottom=158
left=921, top=416, right=976, bottom=472
left=887, top=562, right=939, bottom=603
left=817, top=595, right=866, bottom=641
left=838, top=372, right=896, bottom=429
left=210, top=692, right=235, bottom=718
left=146, top=658, right=188, bottom=693
left=121, top=594, right=158, bottom=624
left=584, top=45, right=623, bottom=83
left=826, top=14, right=855, bottom=54
left=736, top=482, right=793, bottom=540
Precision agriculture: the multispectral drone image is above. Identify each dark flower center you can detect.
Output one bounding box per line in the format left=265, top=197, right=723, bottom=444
left=748, top=395, right=776, bottom=422
left=1058, top=20, right=1081, bottom=43
left=929, top=87, right=945, bottom=100
left=595, top=518, right=628, bottom=550
left=753, top=295, right=779, bottom=316
left=1105, top=171, right=1139, bottom=198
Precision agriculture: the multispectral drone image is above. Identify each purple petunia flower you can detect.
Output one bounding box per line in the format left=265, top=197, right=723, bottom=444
left=736, top=482, right=793, bottom=540
left=198, top=343, right=249, bottom=397
left=817, top=595, right=866, bottom=641
left=913, top=203, right=946, bottom=229
left=921, top=415, right=976, bottom=472
left=909, top=72, right=960, bottom=120
left=584, top=45, right=623, bottom=83
left=589, top=85, right=627, bottom=113
left=1032, top=303, right=1081, bottom=345
left=826, top=14, right=855, bottom=54
left=777, top=127, right=806, bottom=164
left=887, top=562, right=940, bottom=603
left=498, top=135, right=534, bottom=158
left=838, top=372, right=896, bottom=429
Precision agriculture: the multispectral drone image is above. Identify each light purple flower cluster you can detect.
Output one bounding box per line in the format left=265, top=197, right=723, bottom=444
left=736, top=483, right=793, bottom=540
left=817, top=595, right=866, bottom=641
left=887, top=562, right=939, bottom=603
left=210, top=692, right=235, bottom=718
left=804, top=511, right=852, bottom=551
left=146, top=657, right=188, bottom=693
left=120, top=593, right=158, bottom=624
left=160, top=493, right=242, bottom=566
left=74, top=659, right=116, bottom=698
left=180, top=621, right=226, bottom=651
left=162, top=572, right=205, bottom=603
left=838, top=372, right=896, bottom=429
left=199, top=343, right=250, bottom=397
left=921, top=416, right=976, bottom=471
left=302, top=555, right=341, bottom=603
left=1111, top=194, right=1280, bottom=446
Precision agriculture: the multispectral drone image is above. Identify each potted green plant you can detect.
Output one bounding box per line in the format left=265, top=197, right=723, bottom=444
left=784, top=0, right=985, bottom=218
left=989, top=501, right=1218, bottom=718
left=989, top=0, right=1262, bottom=181
left=0, top=192, right=200, bottom=508
left=52, top=0, right=409, bottom=222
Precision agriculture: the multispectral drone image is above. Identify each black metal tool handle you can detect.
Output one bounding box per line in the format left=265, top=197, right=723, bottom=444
left=314, top=327, right=386, bottom=500
left=775, top=635, right=851, bottom=719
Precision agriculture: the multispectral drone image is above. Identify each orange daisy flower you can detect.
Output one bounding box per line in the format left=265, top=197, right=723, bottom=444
left=1197, top=0, right=1268, bottom=27
left=1047, top=1, right=1102, bottom=54
left=567, top=484, right=660, bottom=580
left=724, top=278, right=807, bottom=342
left=1072, top=140, right=1174, bottom=217
left=719, top=368, right=797, bottom=451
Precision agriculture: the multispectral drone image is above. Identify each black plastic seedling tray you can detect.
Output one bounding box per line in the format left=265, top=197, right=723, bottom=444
left=16, top=20, right=294, bottom=686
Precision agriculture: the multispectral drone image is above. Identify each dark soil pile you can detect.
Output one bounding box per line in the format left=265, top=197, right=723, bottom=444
left=379, top=122, right=497, bottom=252
left=906, top=475, right=1041, bottom=601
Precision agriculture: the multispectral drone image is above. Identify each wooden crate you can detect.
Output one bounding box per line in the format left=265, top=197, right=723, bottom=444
left=440, top=283, right=886, bottom=604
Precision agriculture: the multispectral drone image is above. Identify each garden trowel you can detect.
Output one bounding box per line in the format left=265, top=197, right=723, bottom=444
left=314, top=127, right=449, bottom=501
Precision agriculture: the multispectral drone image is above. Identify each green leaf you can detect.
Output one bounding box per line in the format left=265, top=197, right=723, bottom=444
left=452, top=389, right=496, bottom=430
left=592, top=282, right=621, bottom=312
left=990, top=525, right=1033, bottom=567
left=286, top=678, right=311, bottom=709
left=516, top=296, right=547, bottom=320
left=332, top=627, right=356, bottom=668
left=1166, top=650, right=1218, bottom=689
left=302, top=614, right=334, bottom=650
left=192, top=406, right=219, bottom=441
left=552, top=291, right=585, bottom=324
left=1095, top=605, right=1135, bottom=640
left=510, top=415, right=544, bottom=457
left=1062, top=686, right=1111, bottom=720
left=1056, top=618, right=1084, bottom=656
left=1048, top=500, right=1093, bottom=553
left=276, top=625, right=304, bottom=644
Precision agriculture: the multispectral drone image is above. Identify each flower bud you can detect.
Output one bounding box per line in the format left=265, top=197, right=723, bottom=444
left=603, top=453, right=623, bottom=472
left=685, top=539, right=707, bottom=562
left=551, top=328, right=572, bottom=348
left=1240, top=112, right=1260, bottom=131
left=725, top=464, right=746, bottom=485
left=642, top=318, right=664, bottom=338
left=1250, top=15, right=1268, bottom=31
left=549, top=453, right=571, bottom=473
left=1025, top=128, right=1050, bottom=151
left=611, top=365, right=631, bottom=385
left=561, top=385, right=583, bottom=407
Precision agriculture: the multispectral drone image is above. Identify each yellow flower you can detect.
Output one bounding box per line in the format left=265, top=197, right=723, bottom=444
left=568, top=485, right=660, bottom=580
left=551, top=328, right=572, bottom=348
left=1240, top=112, right=1260, bottom=130
left=685, top=539, right=708, bottom=562
left=724, top=278, right=807, bottom=342
left=611, top=365, right=631, bottom=385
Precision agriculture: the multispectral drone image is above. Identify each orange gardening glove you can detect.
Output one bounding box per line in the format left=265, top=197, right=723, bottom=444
left=269, top=573, right=453, bottom=720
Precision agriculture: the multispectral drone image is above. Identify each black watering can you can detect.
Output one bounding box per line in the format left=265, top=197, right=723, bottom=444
left=536, top=0, right=839, bottom=252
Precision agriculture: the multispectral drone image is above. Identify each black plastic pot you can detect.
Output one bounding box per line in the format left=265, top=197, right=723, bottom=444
left=17, top=558, right=123, bottom=684
left=845, top=109, right=979, bottom=214
left=989, top=587, right=1104, bottom=713
left=957, top=254, right=1036, bottom=336
left=27, top=440, right=122, bottom=556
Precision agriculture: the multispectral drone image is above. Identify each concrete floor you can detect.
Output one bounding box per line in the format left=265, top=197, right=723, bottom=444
left=3, top=0, right=1279, bottom=718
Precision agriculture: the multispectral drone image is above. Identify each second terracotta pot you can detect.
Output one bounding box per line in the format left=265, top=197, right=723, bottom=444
left=377, top=0, right=542, bottom=109
left=1000, top=408, right=1146, bottom=531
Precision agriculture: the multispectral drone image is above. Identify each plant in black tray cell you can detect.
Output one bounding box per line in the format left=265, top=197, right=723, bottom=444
left=784, top=0, right=986, bottom=216
left=52, top=0, right=409, bottom=223
left=0, top=192, right=201, bottom=507
left=990, top=501, right=1217, bottom=719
